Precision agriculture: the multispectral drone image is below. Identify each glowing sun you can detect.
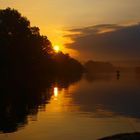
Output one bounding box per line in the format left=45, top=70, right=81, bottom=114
left=53, top=45, right=60, bottom=53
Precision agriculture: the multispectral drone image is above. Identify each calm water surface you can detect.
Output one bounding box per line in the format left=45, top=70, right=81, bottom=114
left=0, top=73, right=140, bottom=140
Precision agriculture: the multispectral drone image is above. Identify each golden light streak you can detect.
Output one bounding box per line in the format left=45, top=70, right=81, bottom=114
left=45, top=84, right=80, bottom=113
left=54, top=87, right=58, bottom=98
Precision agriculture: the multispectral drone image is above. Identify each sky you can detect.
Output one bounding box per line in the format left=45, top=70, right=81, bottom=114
left=1, top=0, right=140, bottom=61
left=66, top=24, right=140, bottom=61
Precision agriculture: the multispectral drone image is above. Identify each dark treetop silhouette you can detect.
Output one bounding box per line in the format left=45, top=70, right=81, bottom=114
left=0, top=8, right=83, bottom=133
left=0, top=8, right=83, bottom=88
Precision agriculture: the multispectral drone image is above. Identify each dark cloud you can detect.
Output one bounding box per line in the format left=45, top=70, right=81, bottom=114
left=65, top=23, right=140, bottom=61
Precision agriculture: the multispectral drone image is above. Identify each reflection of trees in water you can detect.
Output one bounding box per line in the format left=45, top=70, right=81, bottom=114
left=85, top=73, right=114, bottom=83
left=53, top=73, right=82, bottom=89
left=0, top=74, right=82, bottom=133
left=0, top=7, right=83, bottom=134
left=0, top=88, right=50, bottom=133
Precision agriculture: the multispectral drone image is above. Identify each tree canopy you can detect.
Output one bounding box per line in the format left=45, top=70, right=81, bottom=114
left=0, top=8, right=83, bottom=85
left=0, top=7, right=83, bottom=133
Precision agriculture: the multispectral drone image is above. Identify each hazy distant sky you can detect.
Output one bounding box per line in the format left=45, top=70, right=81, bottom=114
left=1, top=0, right=140, bottom=60
left=66, top=24, right=140, bottom=61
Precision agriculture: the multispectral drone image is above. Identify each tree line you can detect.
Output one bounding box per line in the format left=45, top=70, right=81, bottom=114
left=0, top=8, right=83, bottom=85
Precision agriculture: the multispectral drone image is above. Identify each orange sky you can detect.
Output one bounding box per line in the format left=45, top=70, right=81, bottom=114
left=1, top=0, right=140, bottom=59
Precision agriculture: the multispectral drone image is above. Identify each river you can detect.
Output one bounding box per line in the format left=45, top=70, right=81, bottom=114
left=0, top=73, right=140, bottom=140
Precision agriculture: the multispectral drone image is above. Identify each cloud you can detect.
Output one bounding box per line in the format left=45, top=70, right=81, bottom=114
left=65, top=23, right=140, bottom=61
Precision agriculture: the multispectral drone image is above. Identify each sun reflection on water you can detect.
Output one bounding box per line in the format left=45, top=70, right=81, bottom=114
left=53, top=87, right=58, bottom=100
left=44, top=84, right=80, bottom=113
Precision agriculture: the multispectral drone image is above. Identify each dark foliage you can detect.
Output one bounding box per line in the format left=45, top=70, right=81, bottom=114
left=0, top=74, right=82, bottom=133
left=0, top=7, right=83, bottom=133
left=52, top=52, right=83, bottom=75
left=0, top=7, right=83, bottom=86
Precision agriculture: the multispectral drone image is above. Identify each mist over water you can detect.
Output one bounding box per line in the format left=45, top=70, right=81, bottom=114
left=1, top=3, right=140, bottom=140
left=0, top=72, right=140, bottom=140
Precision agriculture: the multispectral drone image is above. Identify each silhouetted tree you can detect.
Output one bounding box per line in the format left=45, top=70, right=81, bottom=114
left=0, top=7, right=83, bottom=87
left=53, top=52, right=83, bottom=75
left=0, top=8, right=83, bottom=133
